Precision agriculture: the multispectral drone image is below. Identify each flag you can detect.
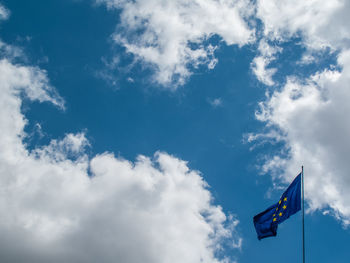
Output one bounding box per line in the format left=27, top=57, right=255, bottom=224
left=253, top=173, right=301, bottom=240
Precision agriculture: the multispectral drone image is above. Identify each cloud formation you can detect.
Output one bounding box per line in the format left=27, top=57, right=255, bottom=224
left=256, top=53, right=350, bottom=225
left=208, top=97, right=223, bottom=108
left=0, top=45, right=239, bottom=263
left=252, top=0, right=348, bottom=86
left=0, top=4, right=9, bottom=20
left=98, top=0, right=255, bottom=88
left=257, top=0, right=349, bottom=50
left=251, top=40, right=281, bottom=86
left=252, top=0, right=350, bottom=225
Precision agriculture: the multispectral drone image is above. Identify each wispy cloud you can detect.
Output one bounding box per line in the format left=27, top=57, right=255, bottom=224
left=208, top=97, right=223, bottom=108
left=251, top=39, right=281, bottom=86
left=0, top=4, right=10, bottom=20
left=97, top=0, right=255, bottom=88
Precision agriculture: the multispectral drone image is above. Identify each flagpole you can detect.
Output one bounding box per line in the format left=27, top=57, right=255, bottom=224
left=302, top=166, right=305, bottom=263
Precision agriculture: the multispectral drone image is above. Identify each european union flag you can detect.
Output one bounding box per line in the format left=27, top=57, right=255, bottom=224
left=253, top=173, right=301, bottom=240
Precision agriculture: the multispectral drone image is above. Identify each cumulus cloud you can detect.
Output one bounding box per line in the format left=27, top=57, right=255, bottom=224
left=257, top=0, right=349, bottom=50
left=97, top=0, right=255, bottom=88
left=249, top=0, right=350, bottom=226
left=0, top=42, right=239, bottom=263
left=254, top=51, right=350, bottom=225
left=251, top=0, right=349, bottom=87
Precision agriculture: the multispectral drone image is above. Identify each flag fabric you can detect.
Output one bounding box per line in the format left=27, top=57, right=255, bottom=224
left=253, top=173, right=302, bottom=240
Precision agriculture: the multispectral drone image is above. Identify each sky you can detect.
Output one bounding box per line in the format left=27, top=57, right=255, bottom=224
left=1, top=0, right=350, bottom=262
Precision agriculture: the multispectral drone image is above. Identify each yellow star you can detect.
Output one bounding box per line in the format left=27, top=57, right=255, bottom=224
left=273, top=218, right=277, bottom=222
left=273, top=214, right=275, bottom=217
left=279, top=212, right=283, bottom=216
left=283, top=205, right=287, bottom=209
left=276, top=207, right=278, bottom=211
left=279, top=200, right=281, bottom=204
left=284, top=197, right=287, bottom=202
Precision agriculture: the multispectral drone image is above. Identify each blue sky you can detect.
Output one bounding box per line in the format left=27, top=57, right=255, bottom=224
left=1, top=0, right=350, bottom=262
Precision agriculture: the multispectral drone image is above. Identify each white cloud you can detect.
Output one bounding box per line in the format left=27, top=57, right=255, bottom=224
left=257, top=0, right=349, bottom=50
left=0, top=45, right=240, bottom=263
left=0, top=4, right=10, bottom=20
left=98, top=0, right=255, bottom=88
left=250, top=0, right=350, bottom=227
left=254, top=50, right=350, bottom=225
left=251, top=40, right=281, bottom=86
left=251, top=56, right=276, bottom=86
left=257, top=39, right=281, bottom=58
left=251, top=0, right=349, bottom=85
left=208, top=98, right=223, bottom=108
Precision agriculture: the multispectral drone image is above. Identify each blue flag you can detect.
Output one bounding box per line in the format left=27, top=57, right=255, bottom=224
left=253, top=173, right=301, bottom=240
